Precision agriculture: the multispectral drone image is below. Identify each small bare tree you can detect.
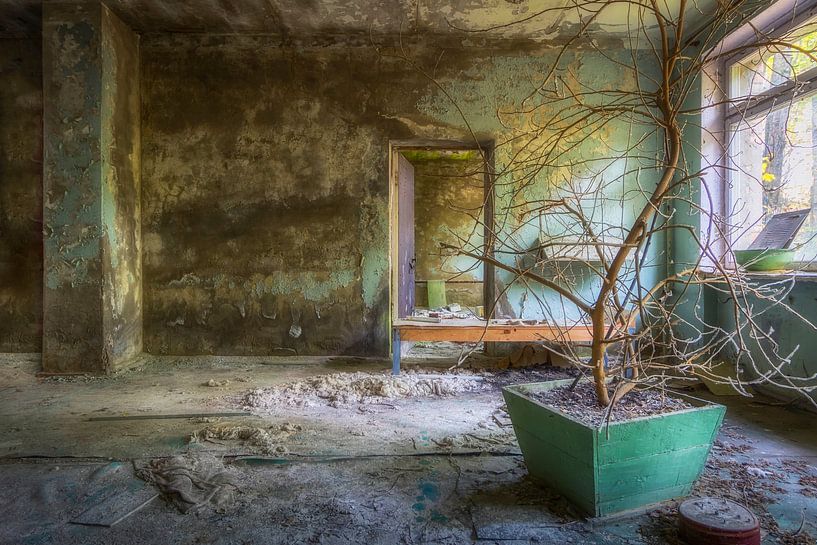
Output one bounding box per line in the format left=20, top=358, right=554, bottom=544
left=390, top=0, right=817, bottom=409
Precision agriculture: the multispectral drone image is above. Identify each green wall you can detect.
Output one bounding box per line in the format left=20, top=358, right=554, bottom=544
left=668, top=1, right=817, bottom=407
left=705, top=280, right=817, bottom=407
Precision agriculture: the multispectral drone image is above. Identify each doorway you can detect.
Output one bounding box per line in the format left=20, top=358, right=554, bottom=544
left=389, top=140, right=495, bottom=359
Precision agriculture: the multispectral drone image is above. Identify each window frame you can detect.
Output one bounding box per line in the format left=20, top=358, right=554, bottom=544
left=702, top=0, right=817, bottom=271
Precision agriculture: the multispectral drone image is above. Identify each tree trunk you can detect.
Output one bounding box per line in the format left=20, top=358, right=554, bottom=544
left=764, top=54, right=792, bottom=212
left=590, top=306, right=610, bottom=406
left=765, top=110, right=788, bottom=211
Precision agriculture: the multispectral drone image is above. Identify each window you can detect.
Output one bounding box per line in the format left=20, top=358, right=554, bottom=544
left=725, top=16, right=817, bottom=265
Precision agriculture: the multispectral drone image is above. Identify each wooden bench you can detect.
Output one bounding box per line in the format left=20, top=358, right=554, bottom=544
left=391, top=318, right=624, bottom=374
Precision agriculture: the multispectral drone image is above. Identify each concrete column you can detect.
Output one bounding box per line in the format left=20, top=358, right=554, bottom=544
left=42, top=2, right=141, bottom=373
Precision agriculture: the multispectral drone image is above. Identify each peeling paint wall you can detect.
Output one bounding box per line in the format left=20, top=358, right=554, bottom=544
left=42, top=3, right=141, bottom=372
left=42, top=2, right=106, bottom=371
left=141, top=35, right=659, bottom=356
left=141, top=35, right=407, bottom=356
left=0, top=37, right=42, bottom=352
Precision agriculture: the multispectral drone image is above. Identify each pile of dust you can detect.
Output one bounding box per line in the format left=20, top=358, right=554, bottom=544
left=239, top=371, right=489, bottom=409
left=190, top=423, right=302, bottom=455
left=203, top=376, right=252, bottom=387
left=136, top=453, right=240, bottom=513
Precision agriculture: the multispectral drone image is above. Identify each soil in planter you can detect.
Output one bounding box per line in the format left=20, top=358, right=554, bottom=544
left=530, top=382, right=694, bottom=428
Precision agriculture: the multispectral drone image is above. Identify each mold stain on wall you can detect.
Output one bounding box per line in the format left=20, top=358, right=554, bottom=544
left=1, top=17, right=662, bottom=361
left=140, top=36, right=493, bottom=356
left=0, top=36, right=43, bottom=352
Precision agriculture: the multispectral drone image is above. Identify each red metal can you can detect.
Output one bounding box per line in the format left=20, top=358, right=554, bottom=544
left=678, top=497, right=761, bottom=545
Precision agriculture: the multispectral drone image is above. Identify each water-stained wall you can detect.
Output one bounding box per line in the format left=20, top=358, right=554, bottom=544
left=0, top=37, right=42, bottom=352
left=0, top=25, right=662, bottom=360
left=141, top=35, right=420, bottom=356
left=141, top=35, right=660, bottom=356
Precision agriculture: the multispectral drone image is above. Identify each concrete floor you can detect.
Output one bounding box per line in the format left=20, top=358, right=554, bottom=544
left=0, top=352, right=816, bottom=544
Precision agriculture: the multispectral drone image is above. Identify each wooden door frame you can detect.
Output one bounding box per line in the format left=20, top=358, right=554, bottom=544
left=388, top=138, right=496, bottom=328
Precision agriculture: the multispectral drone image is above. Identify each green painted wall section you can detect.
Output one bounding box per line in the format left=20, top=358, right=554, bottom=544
left=419, top=49, right=666, bottom=322
left=705, top=280, right=817, bottom=407
left=667, top=75, right=708, bottom=349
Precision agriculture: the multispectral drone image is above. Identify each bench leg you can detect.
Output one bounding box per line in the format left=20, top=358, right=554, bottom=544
left=392, top=329, right=401, bottom=376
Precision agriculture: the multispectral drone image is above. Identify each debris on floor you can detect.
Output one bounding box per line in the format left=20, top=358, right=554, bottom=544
left=431, top=431, right=517, bottom=450
left=135, top=453, right=240, bottom=513
left=470, top=501, right=574, bottom=541
left=70, top=479, right=158, bottom=528
left=500, top=344, right=579, bottom=369
left=1, top=356, right=815, bottom=545
left=678, top=428, right=817, bottom=545
left=69, top=461, right=160, bottom=528
left=411, top=304, right=476, bottom=320
left=238, top=370, right=489, bottom=409
left=189, top=423, right=303, bottom=455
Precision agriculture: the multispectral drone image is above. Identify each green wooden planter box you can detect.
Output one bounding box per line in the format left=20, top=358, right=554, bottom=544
left=503, top=379, right=726, bottom=517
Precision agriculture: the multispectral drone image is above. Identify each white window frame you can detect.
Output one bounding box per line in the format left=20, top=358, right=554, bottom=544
left=702, top=0, right=817, bottom=271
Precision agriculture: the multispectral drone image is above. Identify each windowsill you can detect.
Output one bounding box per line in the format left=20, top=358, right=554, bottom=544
left=697, top=267, right=817, bottom=281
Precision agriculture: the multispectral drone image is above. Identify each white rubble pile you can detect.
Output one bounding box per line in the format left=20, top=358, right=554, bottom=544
left=239, top=371, right=488, bottom=409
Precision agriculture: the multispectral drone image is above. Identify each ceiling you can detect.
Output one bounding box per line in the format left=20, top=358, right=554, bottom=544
left=1, top=0, right=716, bottom=39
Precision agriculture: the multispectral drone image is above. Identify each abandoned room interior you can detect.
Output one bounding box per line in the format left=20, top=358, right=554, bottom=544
left=2, top=0, right=817, bottom=543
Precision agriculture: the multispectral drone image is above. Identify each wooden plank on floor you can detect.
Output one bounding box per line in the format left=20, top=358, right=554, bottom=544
left=87, top=411, right=251, bottom=421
